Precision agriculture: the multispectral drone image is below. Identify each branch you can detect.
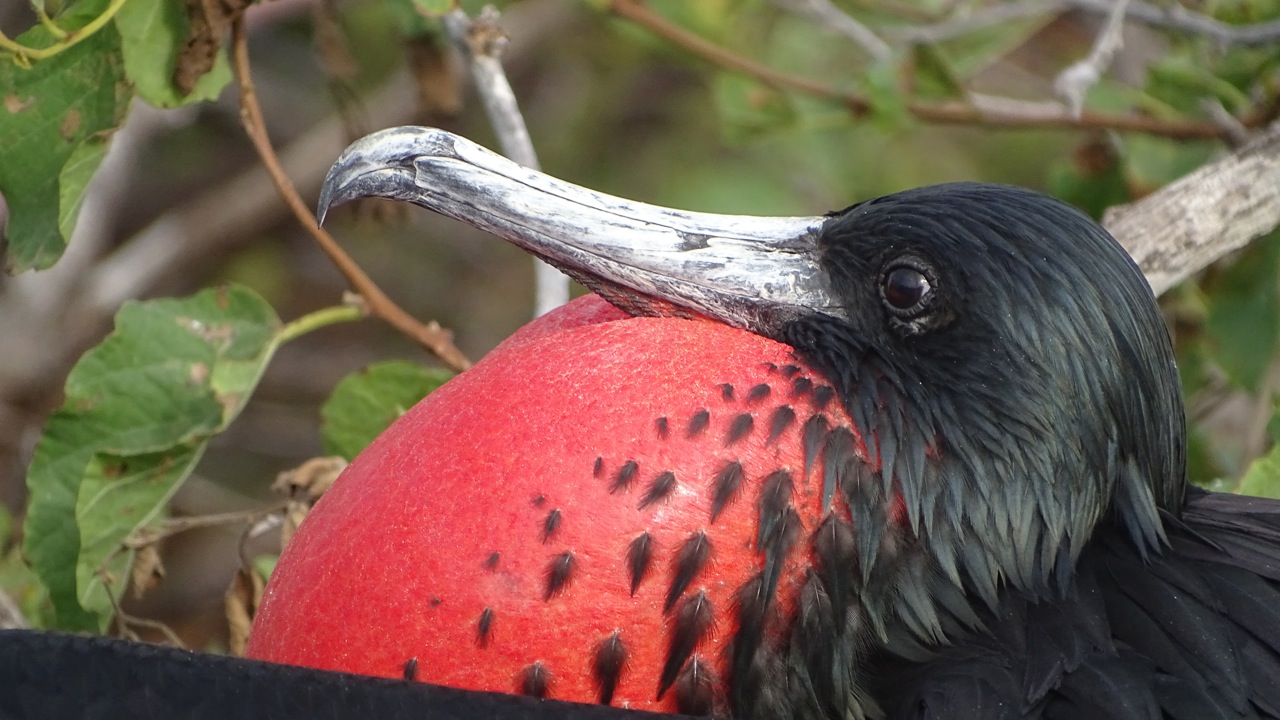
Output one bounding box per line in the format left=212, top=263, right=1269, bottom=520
left=229, top=18, right=471, bottom=372
left=443, top=5, right=568, bottom=317
left=1054, top=0, right=1129, bottom=118
left=443, top=7, right=538, bottom=168
left=897, top=0, right=1058, bottom=44
left=774, top=0, right=891, bottom=61
left=606, top=0, right=1246, bottom=141
left=1104, top=121, right=1280, bottom=297
left=1070, top=0, right=1280, bottom=47
left=0, top=587, right=26, bottom=630
left=0, top=0, right=127, bottom=65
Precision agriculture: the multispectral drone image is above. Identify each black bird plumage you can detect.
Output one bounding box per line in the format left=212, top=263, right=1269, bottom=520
left=761, top=183, right=1280, bottom=719
left=4, top=134, right=1280, bottom=720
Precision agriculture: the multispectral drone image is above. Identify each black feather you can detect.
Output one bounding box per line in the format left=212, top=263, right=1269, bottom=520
left=767, top=406, right=796, bottom=444
left=476, top=607, right=494, bottom=647
left=656, top=416, right=670, bottom=439
left=626, top=532, right=654, bottom=596
left=674, top=656, right=718, bottom=716
left=710, top=461, right=745, bottom=522
left=687, top=409, right=710, bottom=438
left=639, top=471, right=678, bottom=509
left=610, top=460, right=638, bottom=494
left=802, top=414, right=829, bottom=481
left=544, top=552, right=575, bottom=600
left=660, top=591, right=714, bottom=699
left=520, top=662, right=551, bottom=698
left=747, top=383, right=772, bottom=403
left=726, top=413, right=754, bottom=446
left=666, top=531, right=712, bottom=613
left=592, top=631, right=628, bottom=706
left=541, top=509, right=562, bottom=543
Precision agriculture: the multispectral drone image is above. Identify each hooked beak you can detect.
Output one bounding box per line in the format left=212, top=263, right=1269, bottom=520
left=318, top=127, right=844, bottom=331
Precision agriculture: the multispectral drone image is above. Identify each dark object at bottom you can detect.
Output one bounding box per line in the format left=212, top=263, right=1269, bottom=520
left=0, top=630, right=683, bottom=720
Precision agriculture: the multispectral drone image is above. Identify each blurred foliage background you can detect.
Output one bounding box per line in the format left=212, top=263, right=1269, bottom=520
left=1, top=0, right=1280, bottom=649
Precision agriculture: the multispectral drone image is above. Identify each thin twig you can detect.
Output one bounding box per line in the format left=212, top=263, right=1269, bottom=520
left=103, top=582, right=185, bottom=647
left=229, top=18, right=471, bottom=372
left=607, top=0, right=1246, bottom=141
left=0, top=587, right=27, bottom=630
left=774, top=0, right=891, bottom=61
left=897, top=0, right=1058, bottom=44
left=443, top=5, right=568, bottom=317
left=1055, top=0, right=1129, bottom=118
left=125, top=503, right=290, bottom=548
left=0, top=0, right=127, bottom=65
left=1070, top=0, right=1280, bottom=47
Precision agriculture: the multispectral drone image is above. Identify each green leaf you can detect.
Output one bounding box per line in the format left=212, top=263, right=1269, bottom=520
left=1204, top=231, right=1280, bottom=392
left=24, top=285, right=282, bottom=630
left=0, top=26, right=130, bottom=272
left=114, top=0, right=233, bottom=107
left=1122, top=135, right=1216, bottom=195
left=909, top=43, right=965, bottom=100
left=712, top=73, right=796, bottom=142
left=76, top=444, right=204, bottom=613
left=384, top=0, right=443, bottom=38
left=56, top=134, right=111, bottom=242
left=1239, top=442, right=1280, bottom=499
left=253, top=554, right=279, bottom=582
left=864, top=57, right=909, bottom=134
left=321, top=361, right=452, bottom=461
left=409, top=0, right=457, bottom=17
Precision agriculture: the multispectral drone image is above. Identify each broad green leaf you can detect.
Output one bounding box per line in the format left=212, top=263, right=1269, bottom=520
left=24, top=286, right=282, bottom=630
left=1239, top=443, right=1280, bottom=499
left=56, top=135, right=111, bottom=241
left=0, top=26, right=130, bottom=272
left=1204, top=231, right=1280, bottom=393
left=321, top=361, right=452, bottom=460
left=76, top=444, right=203, bottom=614
left=114, top=0, right=232, bottom=107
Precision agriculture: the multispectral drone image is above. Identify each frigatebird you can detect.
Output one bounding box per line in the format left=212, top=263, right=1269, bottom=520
left=4, top=127, right=1280, bottom=720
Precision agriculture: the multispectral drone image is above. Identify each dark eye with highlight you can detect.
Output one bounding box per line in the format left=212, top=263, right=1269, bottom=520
left=881, top=265, right=932, bottom=314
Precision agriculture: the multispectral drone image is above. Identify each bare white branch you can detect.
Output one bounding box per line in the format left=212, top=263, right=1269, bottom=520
left=1070, top=0, right=1280, bottom=47
left=443, top=5, right=568, bottom=317
left=774, top=0, right=891, bottom=61
left=897, top=0, right=1063, bottom=44
left=1105, top=122, right=1280, bottom=297
left=1055, top=0, right=1129, bottom=118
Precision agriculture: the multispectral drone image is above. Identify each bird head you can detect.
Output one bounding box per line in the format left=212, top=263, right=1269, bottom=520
left=248, top=128, right=1187, bottom=718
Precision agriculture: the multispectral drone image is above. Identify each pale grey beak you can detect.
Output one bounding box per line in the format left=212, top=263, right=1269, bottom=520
left=318, top=126, right=844, bottom=331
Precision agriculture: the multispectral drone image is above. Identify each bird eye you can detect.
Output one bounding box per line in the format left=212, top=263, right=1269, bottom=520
left=881, top=263, right=933, bottom=316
